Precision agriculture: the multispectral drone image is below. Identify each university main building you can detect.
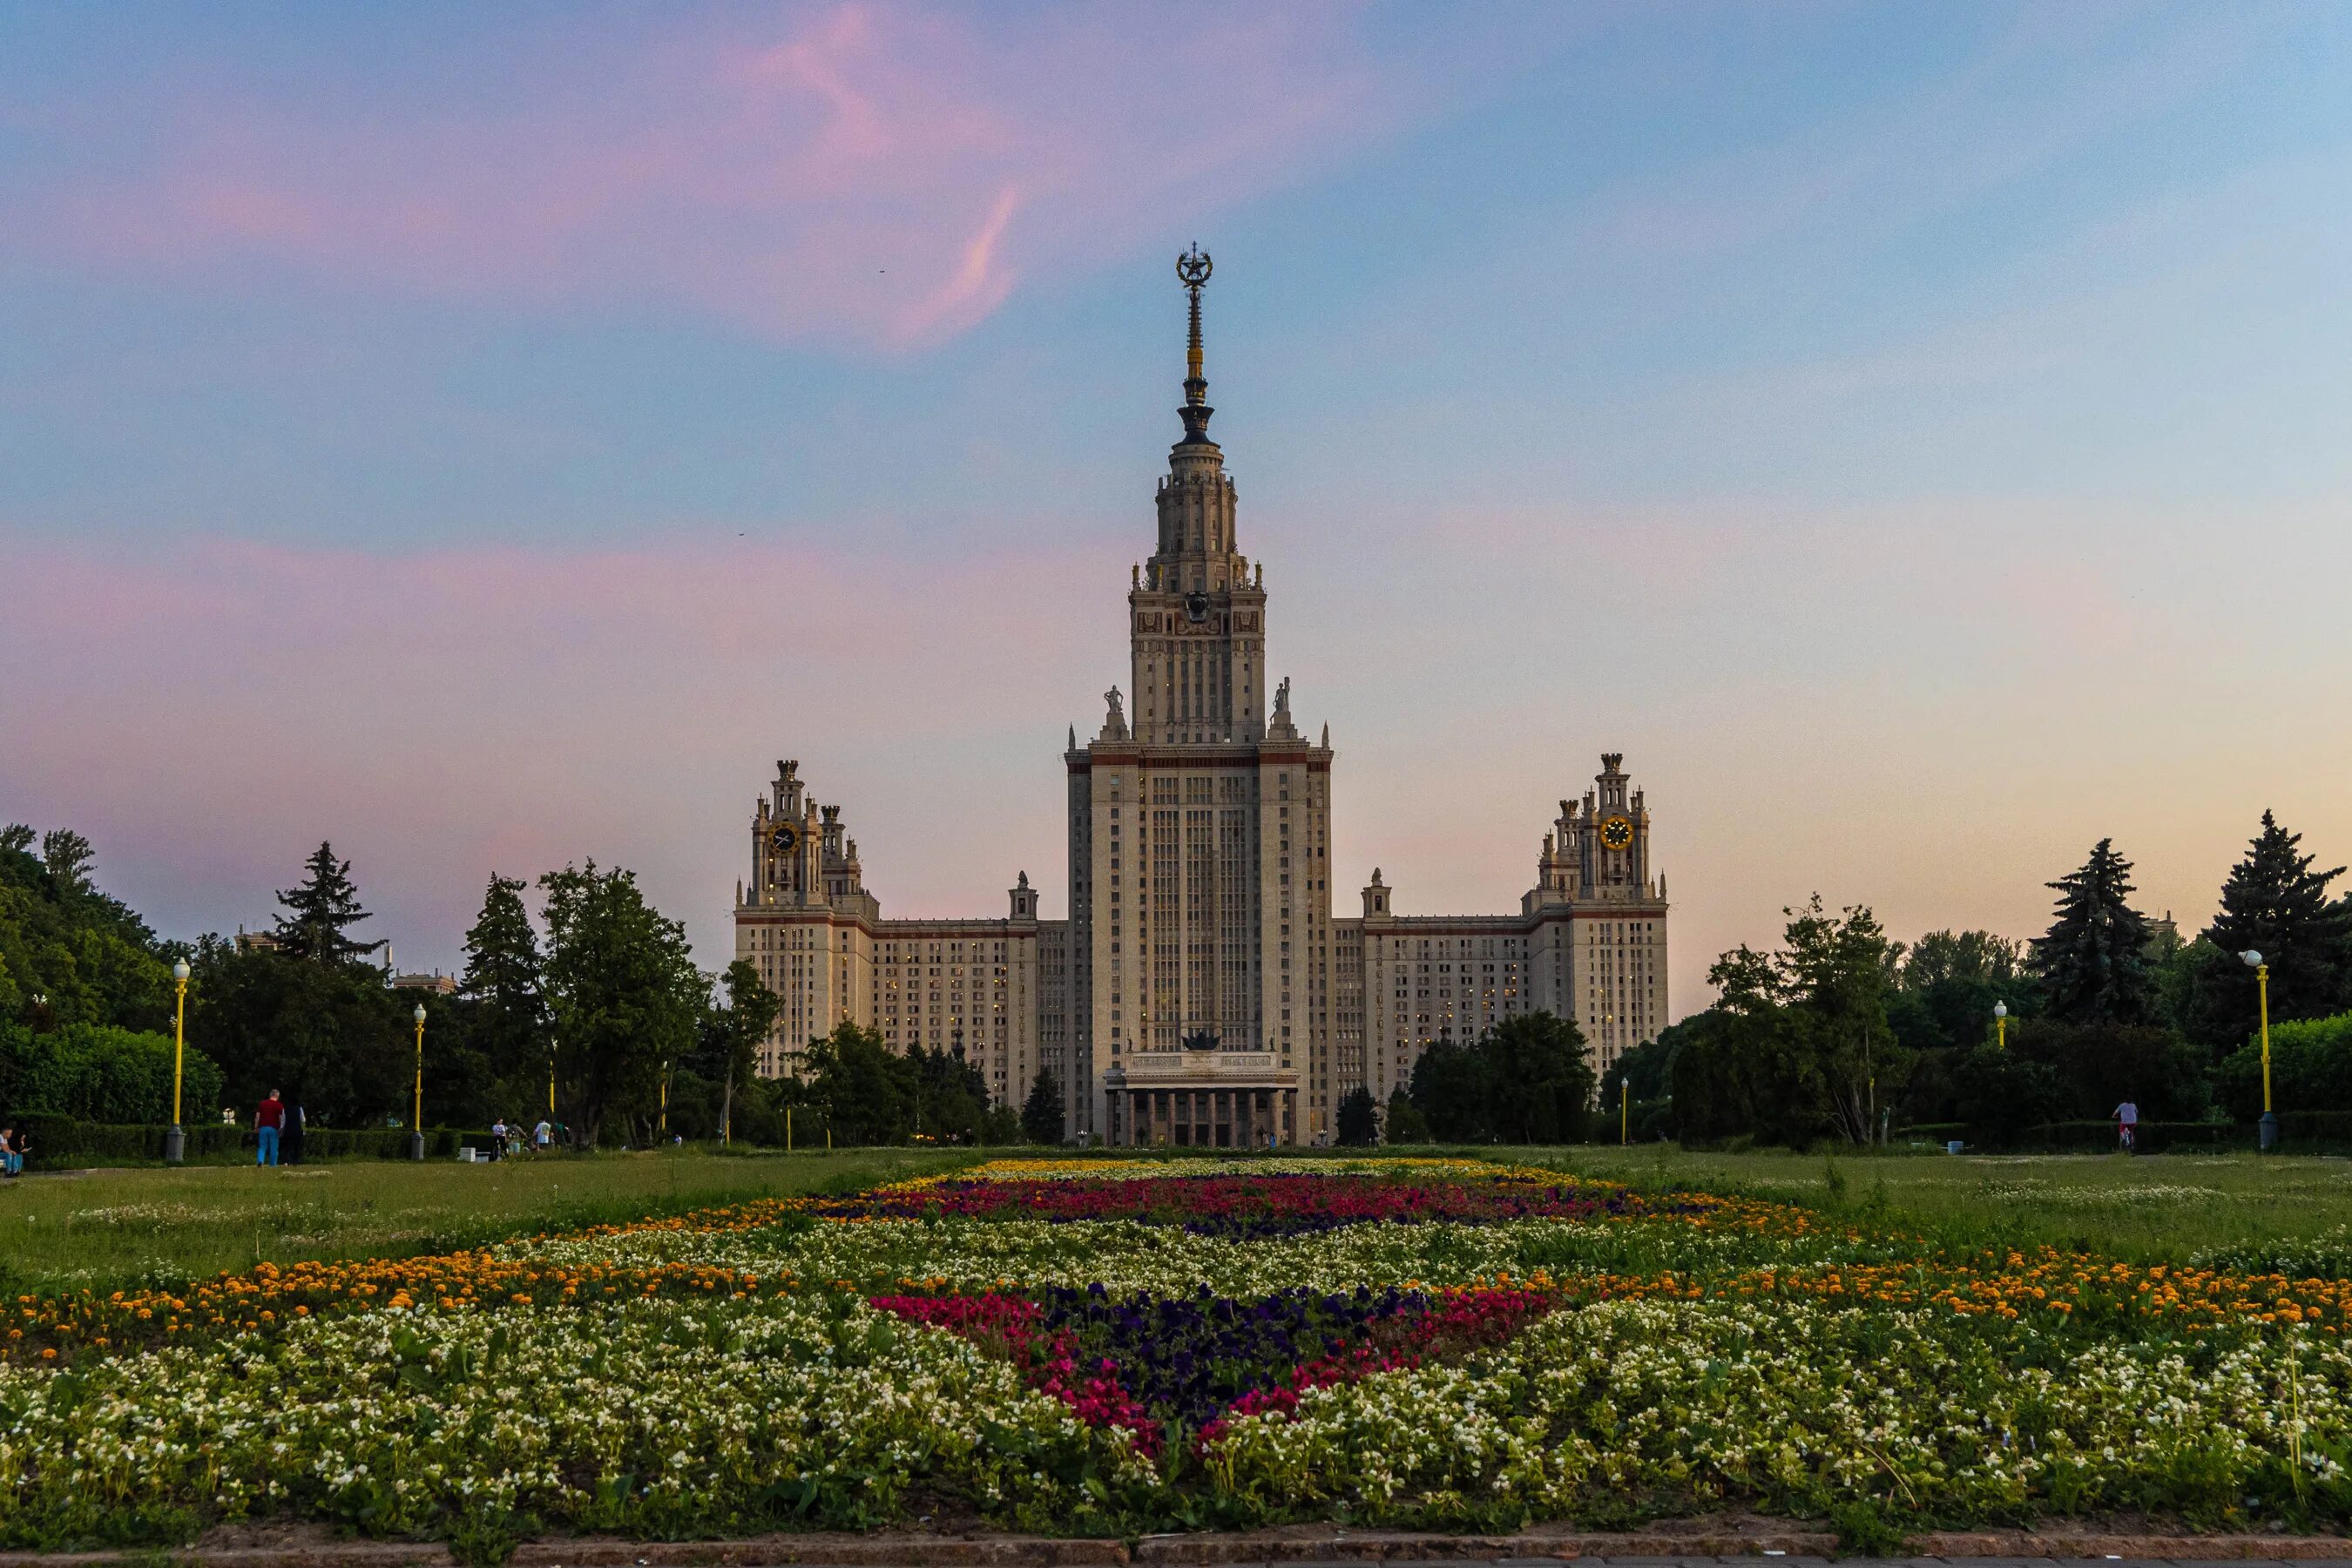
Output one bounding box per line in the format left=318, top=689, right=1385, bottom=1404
left=733, top=253, right=1668, bottom=1145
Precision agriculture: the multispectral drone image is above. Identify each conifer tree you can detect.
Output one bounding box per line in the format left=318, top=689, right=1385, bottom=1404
left=1020, top=1067, right=1064, bottom=1146
left=1335, top=1085, right=1381, bottom=1146
left=273, top=841, right=385, bottom=965
left=2031, top=840, right=2155, bottom=1025
left=2191, top=811, right=2352, bottom=1050
left=461, top=873, right=550, bottom=1081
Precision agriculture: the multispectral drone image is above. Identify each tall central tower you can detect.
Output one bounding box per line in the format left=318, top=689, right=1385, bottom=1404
left=1130, top=246, right=1268, bottom=744
left=1066, top=247, right=1327, bottom=1145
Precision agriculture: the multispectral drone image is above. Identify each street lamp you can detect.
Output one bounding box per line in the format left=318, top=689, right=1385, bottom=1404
left=166, top=961, right=191, bottom=1164
left=1619, top=1077, right=1629, bottom=1146
left=409, top=1004, right=428, bottom=1162
left=1993, top=1000, right=2008, bottom=1051
left=2242, top=950, right=2275, bottom=1151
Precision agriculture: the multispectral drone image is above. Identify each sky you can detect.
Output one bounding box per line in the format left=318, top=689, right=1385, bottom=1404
left=3, top=1, right=2350, bottom=1017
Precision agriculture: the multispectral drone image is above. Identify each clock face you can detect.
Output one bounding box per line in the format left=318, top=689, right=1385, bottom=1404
left=769, top=823, right=801, bottom=855
left=1598, top=814, right=1634, bottom=852
left=1184, top=591, right=1210, bottom=624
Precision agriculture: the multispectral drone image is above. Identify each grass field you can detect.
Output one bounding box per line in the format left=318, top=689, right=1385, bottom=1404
left=7, top=1141, right=2352, bottom=1296
left=0, top=1147, right=973, bottom=1294
left=1540, top=1144, right=2352, bottom=1262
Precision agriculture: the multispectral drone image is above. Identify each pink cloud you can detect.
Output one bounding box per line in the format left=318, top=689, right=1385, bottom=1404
left=17, top=3, right=1404, bottom=348
left=0, top=530, right=1125, bottom=969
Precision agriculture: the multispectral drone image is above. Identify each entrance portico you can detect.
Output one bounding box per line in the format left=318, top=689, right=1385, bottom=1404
left=1103, top=1046, right=1299, bottom=1147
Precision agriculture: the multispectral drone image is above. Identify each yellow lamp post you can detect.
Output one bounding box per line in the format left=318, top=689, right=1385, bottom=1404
left=785, top=1105, right=792, bottom=1152
left=1619, top=1078, right=1629, bottom=1146
left=1993, top=999, right=2008, bottom=1051
left=409, top=1004, right=428, bottom=1161
left=659, top=1060, right=670, bottom=1139
left=2242, top=950, right=2275, bottom=1151
left=166, top=959, right=192, bottom=1164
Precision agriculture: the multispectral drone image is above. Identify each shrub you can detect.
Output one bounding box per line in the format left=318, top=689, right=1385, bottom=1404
left=1, top=1022, right=224, bottom=1125
left=2215, top=1010, right=2352, bottom=1118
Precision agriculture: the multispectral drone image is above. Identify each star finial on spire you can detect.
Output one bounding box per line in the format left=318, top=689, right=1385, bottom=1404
left=1175, top=243, right=1215, bottom=445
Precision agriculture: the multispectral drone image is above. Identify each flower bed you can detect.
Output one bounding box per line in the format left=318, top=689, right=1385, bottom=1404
left=3, top=1156, right=2349, bottom=1552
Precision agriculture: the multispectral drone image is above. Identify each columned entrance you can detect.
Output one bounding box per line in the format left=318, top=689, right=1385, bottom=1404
left=1102, top=1049, right=1299, bottom=1147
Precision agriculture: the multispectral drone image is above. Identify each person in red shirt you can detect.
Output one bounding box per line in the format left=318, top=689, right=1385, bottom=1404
left=254, top=1091, right=285, bottom=1167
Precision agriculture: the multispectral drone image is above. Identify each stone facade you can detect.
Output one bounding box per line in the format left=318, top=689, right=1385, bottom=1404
left=732, top=253, right=1666, bottom=1144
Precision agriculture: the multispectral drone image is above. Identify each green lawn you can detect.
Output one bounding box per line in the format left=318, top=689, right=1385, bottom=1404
left=8, top=1142, right=2352, bottom=1299
left=0, top=1147, right=973, bottom=1295
left=1536, top=1143, right=2352, bottom=1261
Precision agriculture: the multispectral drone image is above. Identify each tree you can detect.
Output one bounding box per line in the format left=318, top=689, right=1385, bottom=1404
left=1948, top=1043, right=2066, bottom=1132
left=1335, top=1085, right=1380, bottom=1146
left=804, top=1022, right=912, bottom=1144
left=1900, top=929, right=2026, bottom=992
left=1483, top=1011, right=1596, bottom=1143
left=1779, top=899, right=1902, bottom=1145
left=39, top=830, right=96, bottom=897
left=2032, top=840, right=2156, bottom=1025
left=2011, top=1017, right=2208, bottom=1123
left=1, top=822, right=172, bottom=1034
left=2186, top=812, right=2352, bottom=1054
left=1409, top=1038, right=1490, bottom=1141
left=1673, top=898, right=1901, bottom=1146
left=192, top=935, right=409, bottom=1124
left=706, top=958, right=781, bottom=1145
left=538, top=862, right=703, bottom=1147
left=1601, top=1025, right=1686, bottom=1140
left=1672, top=1004, right=1827, bottom=1146
left=1020, top=1068, right=1064, bottom=1145
left=1383, top=1085, right=1429, bottom=1144
left=459, top=874, right=550, bottom=1092
left=274, top=842, right=386, bottom=965
left=908, top=1044, right=990, bottom=1142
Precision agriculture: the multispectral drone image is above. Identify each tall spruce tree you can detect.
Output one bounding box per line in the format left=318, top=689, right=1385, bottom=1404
left=2031, top=840, right=2156, bottom=1024
left=274, top=841, right=385, bottom=965
left=1020, top=1067, right=1064, bottom=1145
left=2190, top=812, right=2352, bottom=1051
left=460, top=873, right=550, bottom=1085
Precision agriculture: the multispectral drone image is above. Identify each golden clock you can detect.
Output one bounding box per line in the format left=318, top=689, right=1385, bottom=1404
left=1598, top=814, right=1634, bottom=852
left=769, top=823, right=801, bottom=855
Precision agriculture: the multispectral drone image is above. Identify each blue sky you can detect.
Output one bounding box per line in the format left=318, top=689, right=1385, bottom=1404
left=3, top=2, right=2349, bottom=1011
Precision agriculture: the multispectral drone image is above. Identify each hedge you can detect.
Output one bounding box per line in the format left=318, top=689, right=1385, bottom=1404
left=1893, top=1112, right=2352, bottom=1153
left=10, top=1115, right=500, bottom=1171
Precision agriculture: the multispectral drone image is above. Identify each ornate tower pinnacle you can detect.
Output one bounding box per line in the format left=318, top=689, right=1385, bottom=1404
left=1176, top=243, right=1214, bottom=447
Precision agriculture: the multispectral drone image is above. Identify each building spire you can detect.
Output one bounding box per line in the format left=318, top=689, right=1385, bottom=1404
left=1176, top=243, right=1214, bottom=446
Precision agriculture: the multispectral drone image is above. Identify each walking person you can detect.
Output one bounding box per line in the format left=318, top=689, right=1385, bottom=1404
left=2112, top=1098, right=2139, bottom=1154
left=282, top=1100, right=307, bottom=1166
left=490, top=1117, right=507, bottom=1162
left=534, top=1118, right=552, bottom=1156
left=254, top=1090, right=285, bottom=1166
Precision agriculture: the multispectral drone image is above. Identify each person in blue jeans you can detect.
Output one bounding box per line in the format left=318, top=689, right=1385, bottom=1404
left=254, top=1089, right=286, bottom=1166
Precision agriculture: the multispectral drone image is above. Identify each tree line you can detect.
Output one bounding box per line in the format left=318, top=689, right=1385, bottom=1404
left=1612, top=812, right=2352, bottom=1145
left=0, top=828, right=1074, bottom=1146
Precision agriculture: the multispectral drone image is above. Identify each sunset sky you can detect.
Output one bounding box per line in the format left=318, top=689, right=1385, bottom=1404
left=3, top=2, right=2349, bottom=1016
